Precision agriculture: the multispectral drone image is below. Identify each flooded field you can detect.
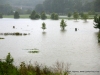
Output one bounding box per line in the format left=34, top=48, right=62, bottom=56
left=0, top=18, right=100, bottom=75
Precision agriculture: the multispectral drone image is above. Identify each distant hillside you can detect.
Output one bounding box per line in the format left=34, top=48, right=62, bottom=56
left=0, top=0, right=44, bottom=9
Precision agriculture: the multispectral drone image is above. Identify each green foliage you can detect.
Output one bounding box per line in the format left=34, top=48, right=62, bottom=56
left=79, top=12, right=84, bottom=18
left=14, top=11, right=20, bottom=19
left=67, top=12, right=72, bottom=18
left=6, top=53, right=14, bottom=64
left=51, top=13, right=59, bottom=20
left=0, top=13, right=3, bottom=18
left=29, top=10, right=40, bottom=19
left=94, top=15, right=100, bottom=32
left=82, top=14, right=89, bottom=22
left=73, top=12, right=79, bottom=21
left=60, top=19, right=67, bottom=30
left=98, top=33, right=100, bottom=38
left=42, top=22, right=46, bottom=31
left=41, top=12, right=47, bottom=20
left=0, top=53, right=70, bottom=75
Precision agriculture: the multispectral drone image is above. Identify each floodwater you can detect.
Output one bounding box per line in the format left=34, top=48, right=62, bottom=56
left=0, top=18, right=100, bottom=75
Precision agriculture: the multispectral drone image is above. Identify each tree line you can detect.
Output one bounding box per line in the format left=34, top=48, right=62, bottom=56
left=35, top=0, right=100, bottom=14
left=0, top=0, right=100, bottom=15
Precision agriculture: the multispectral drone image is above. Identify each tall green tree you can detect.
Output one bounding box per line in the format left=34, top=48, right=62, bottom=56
left=29, top=10, right=40, bottom=19
left=73, top=12, right=79, bottom=21
left=14, top=11, right=20, bottom=19
left=82, top=14, right=89, bottom=22
left=60, top=19, right=67, bottom=30
left=41, top=22, right=46, bottom=31
left=67, top=12, right=72, bottom=19
left=94, top=16, right=100, bottom=33
left=41, top=12, right=47, bottom=20
left=6, top=53, right=14, bottom=65
left=0, top=13, right=3, bottom=18
left=80, top=12, right=84, bottom=18
left=51, top=13, right=59, bottom=20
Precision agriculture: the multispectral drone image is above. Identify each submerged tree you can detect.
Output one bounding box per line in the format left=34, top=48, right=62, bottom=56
left=42, top=22, right=46, bottom=31
left=14, top=11, right=20, bottom=19
left=94, top=15, right=100, bottom=33
left=60, top=19, right=67, bottom=30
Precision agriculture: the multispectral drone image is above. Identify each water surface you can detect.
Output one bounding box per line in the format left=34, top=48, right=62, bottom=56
left=0, top=18, right=100, bottom=75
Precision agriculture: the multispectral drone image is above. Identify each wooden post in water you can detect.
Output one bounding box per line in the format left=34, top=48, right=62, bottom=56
left=75, top=28, right=77, bottom=31
left=13, top=26, right=15, bottom=29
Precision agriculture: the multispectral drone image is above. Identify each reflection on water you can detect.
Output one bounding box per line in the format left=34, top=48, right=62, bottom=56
left=0, top=19, right=100, bottom=75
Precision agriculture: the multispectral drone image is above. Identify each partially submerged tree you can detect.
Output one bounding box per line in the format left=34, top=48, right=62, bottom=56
left=73, top=12, right=79, bottom=21
left=42, top=22, right=46, bottom=31
left=14, top=11, right=20, bottom=19
left=60, top=19, right=67, bottom=30
left=94, top=16, right=100, bottom=33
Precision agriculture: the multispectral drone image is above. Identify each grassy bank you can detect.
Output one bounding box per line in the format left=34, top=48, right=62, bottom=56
left=3, top=14, right=30, bottom=18
left=0, top=53, right=69, bottom=75
left=3, top=14, right=95, bottom=19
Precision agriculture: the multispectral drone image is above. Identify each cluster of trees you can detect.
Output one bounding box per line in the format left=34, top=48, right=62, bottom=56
left=29, top=11, right=47, bottom=20
left=67, top=12, right=89, bottom=22
left=35, top=0, right=97, bottom=13
left=51, top=13, right=59, bottom=20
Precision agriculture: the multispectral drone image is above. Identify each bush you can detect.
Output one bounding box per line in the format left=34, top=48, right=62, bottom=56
left=14, top=11, right=20, bottom=19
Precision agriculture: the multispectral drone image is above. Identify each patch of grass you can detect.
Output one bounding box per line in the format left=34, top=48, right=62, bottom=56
left=3, top=14, right=95, bottom=19
left=28, top=50, right=39, bottom=53
left=23, top=48, right=39, bottom=53
left=0, top=32, right=30, bottom=36
left=0, top=37, right=4, bottom=39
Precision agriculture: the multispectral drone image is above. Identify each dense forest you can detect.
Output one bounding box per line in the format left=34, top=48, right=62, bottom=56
left=0, top=0, right=100, bottom=15
left=35, top=0, right=95, bottom=13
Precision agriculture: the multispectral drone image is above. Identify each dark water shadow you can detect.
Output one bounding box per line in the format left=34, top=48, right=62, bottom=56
left=74, top=20, right=79, bottom=22
left=42, top=32, right=46, bottom=36
left=60, top=29, right=67, bottom=33
left=83, top=21, right=89, bottom=23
